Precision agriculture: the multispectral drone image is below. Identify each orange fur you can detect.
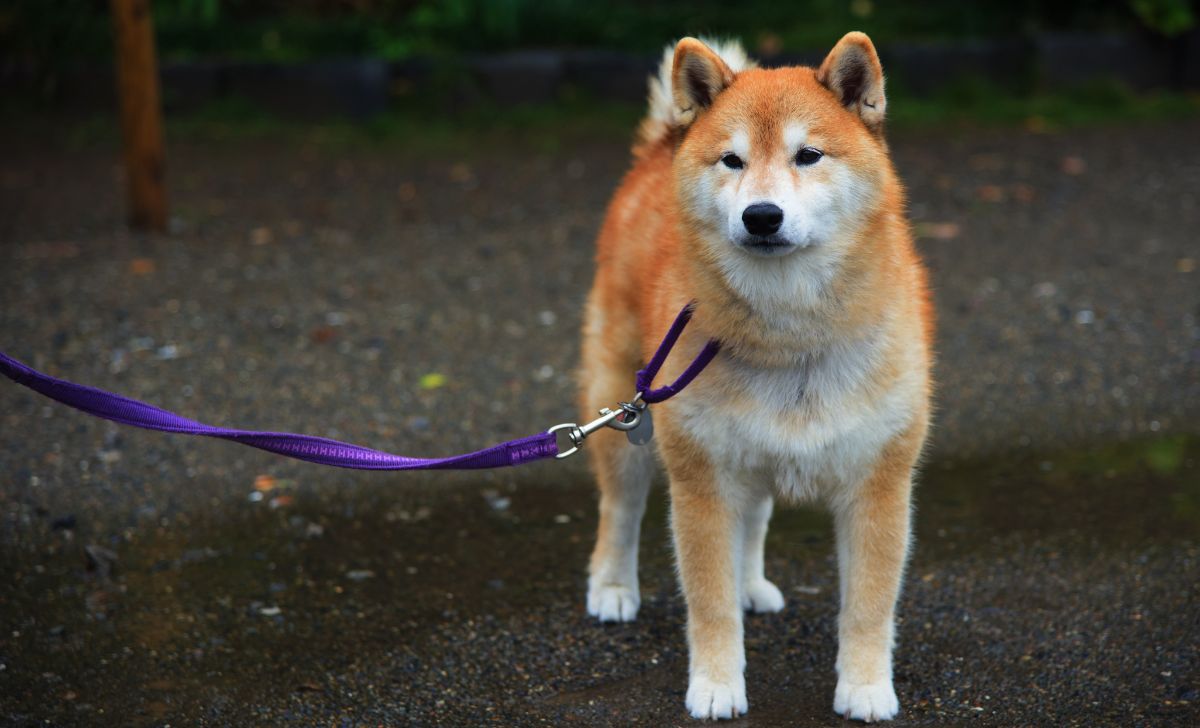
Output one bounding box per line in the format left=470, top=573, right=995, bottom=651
left=580, top=32, right=933, bottom=722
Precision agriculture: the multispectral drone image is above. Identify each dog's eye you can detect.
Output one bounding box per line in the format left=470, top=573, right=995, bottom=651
left=795, top=148, right=823, bottom=166
left=720, top=153, right=744, bottom=170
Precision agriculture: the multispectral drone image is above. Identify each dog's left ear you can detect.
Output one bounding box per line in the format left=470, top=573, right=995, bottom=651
left=672, top=37, right=736, bottom=128
left=817, top=32, right=886, bottom=133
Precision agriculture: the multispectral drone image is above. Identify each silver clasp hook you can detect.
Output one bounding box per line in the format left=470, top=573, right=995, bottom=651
left=548, top=393, right=646, bottom=459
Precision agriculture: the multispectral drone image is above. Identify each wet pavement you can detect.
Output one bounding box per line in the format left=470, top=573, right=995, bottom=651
left=1, top=118, right=1198, bottom=726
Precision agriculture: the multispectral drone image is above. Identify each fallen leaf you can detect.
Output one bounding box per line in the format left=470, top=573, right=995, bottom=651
left=1061, top=156, right=1086, bottom=175
left=1012, top=184, right=1036, bottom=203
left=419, top=373, right=447, bottom=390
left=1024, top=115, right=1049, bottom=134
left=269, top=495, right=294, bottom=509
left=915, top=222, right=961, bottom=240
left=976, top=185, right=1005, bottom=203
left=310, top=326, right=337, bottom=344
left=250, top=227, right=274, bottom=246
left=1177, top=258, right=1195, bottom=273
left=254, top=475, right=276, bottom=492
left=130, top=258, right=156, bottom=275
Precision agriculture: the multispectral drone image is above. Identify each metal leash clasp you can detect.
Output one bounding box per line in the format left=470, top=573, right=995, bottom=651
left=548, top=393, right=646, bottom=459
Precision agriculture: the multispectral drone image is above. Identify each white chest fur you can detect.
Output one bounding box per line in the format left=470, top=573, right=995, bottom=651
left=674, top=330, right=923, bottom=503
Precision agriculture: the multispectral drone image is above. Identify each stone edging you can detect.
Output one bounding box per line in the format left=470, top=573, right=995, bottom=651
left=5, top=31, right=1198, bottom=118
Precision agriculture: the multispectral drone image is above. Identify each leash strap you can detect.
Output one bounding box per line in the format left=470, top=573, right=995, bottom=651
left=636, top=304, right=722, bottom=404
left=0, top=303, right=719, bottom=470
left=0, top=351, right=557, bottom=470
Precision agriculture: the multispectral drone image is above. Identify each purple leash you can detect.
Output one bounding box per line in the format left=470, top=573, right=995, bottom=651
left=0, top=304, right=719, bottom=471
left=636, top=304, right=722, bottom=404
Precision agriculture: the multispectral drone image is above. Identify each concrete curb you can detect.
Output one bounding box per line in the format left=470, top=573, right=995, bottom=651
left=5, top=31, right=1197, bottom=118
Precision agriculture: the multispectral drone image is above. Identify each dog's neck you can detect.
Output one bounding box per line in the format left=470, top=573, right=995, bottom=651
left=685, top=216, right=896, bottom=370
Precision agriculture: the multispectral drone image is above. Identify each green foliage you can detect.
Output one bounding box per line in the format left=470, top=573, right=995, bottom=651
left=3, top=0, right=1194, bottom=67
left=166, top=0, right=222, bottom=24
left=33, top=79, right=1195, bottom=157
left=1129, top=0, right=1196, bottom=36
left=1, top=1, right=112, bottom=86
left=1145, top=435, right=1188, bottom=474
left=890, top=78, right=1200, bottom=129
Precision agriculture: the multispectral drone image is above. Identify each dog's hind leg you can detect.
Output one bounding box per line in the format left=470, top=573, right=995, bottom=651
left=580, top=296, right=653, bottom=623
left=740, top=492, right=785, bottom=614
left=585, top=427, right=653, bottom=622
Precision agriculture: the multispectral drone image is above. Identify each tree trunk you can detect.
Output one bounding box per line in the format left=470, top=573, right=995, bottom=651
left=111, top=0, right=167, bottom=232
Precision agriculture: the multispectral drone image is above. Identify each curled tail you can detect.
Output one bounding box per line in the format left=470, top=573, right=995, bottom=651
left=634, top=38, right=755, bottom=154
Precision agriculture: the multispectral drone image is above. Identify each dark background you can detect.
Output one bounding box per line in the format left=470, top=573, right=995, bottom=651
left=4, top=0, right=1200, bottom=119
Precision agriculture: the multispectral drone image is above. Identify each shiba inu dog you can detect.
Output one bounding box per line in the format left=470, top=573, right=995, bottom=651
left=579, top=33, right=933, bottom=722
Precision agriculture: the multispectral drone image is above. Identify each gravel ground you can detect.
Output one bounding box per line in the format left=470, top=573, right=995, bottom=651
left=0, top=118, right=1197, bottom=726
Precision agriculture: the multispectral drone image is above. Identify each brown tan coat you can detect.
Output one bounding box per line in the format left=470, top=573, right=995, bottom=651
left=580, top=33, right=933, bottom=722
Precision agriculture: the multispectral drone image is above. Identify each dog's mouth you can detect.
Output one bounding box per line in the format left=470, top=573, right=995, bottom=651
left=737, top=235, right=801, bottom=257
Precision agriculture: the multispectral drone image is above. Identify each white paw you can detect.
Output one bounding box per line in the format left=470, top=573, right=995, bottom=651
left=833, top=678, right=899, bottom=722
left=741, top=578, right=785, bottom=614
left=686, top=673, right=748, bottom=720
left=586, top=583, right=640, bottom=622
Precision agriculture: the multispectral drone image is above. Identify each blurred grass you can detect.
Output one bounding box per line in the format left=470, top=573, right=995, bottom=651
left=17, top=78, right=1199, bottom=156
left=88, top=80, right=1200, bottom=151
left=890, top=79, right=1200, bottom=129
left=163, top=92, right=649, bottom=154
left=6, top=0, right=1183, bottom=67
left=46, top=91, right=644, bottom=155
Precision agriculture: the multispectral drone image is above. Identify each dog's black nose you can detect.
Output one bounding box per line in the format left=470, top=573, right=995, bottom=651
left=742, top=203, right=784, bottom=237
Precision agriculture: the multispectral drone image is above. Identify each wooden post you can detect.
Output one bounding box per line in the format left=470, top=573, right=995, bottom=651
left=111, top=0, right=167, bottom=231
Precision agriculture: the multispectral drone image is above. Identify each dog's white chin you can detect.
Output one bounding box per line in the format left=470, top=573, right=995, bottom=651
left=712, top=234, right=840, bottom=312
left=734, top=236, right=815, bottom=258
left=738, top=243, right=801, bottom=258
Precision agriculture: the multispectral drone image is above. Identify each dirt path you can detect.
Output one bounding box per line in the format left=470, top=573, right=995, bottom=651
left=1, top=119, right=1197, bottom=725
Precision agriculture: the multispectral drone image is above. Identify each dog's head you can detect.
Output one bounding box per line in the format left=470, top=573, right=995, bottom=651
left=670, top=33, right=894, bottom=273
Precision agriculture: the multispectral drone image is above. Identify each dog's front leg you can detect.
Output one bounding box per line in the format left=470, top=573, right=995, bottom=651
left=831, top=439, right=919, bottom=722
left=670, top=471, right=747, bottom=720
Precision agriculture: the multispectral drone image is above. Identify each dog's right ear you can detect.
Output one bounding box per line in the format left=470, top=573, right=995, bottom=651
left=672, top=37, right=736, bottom=128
